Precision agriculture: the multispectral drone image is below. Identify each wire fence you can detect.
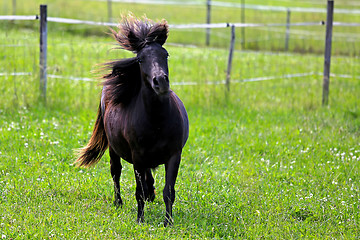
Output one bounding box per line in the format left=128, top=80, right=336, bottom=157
left=2, top=1, right=359, bottom=50
left=1, top=71, right=358, bottom=85
left=0, top=2, right=359, bottom=107
left=93, top=0, right=360, bottom=14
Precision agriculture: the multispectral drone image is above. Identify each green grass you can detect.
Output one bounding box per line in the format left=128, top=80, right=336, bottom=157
left=1, top=104, right=359, bottom=238
left=1, top=22, right=360, bottom=238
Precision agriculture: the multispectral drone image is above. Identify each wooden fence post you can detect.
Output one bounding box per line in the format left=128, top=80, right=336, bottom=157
left=322, top=0, right=334, bottom=106
left=285, top=8, right=291, bottom=51
left=107, top=0, right=112, bottom=23
left=40, top=4, right=47, bottom=103
left=241, top=0, right=245, bottom=49
left=226, top=25, right=235, bottom=93
left=206, top=0, right=211, bottom=46
left=11, top=0, right=16, bottom=24
left=12, top=0, right=16, bottom=15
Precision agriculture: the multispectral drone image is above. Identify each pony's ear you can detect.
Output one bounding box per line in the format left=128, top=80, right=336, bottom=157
left=155, top=21, right=169, bottom=46
left=147, top=20, right=169, bottom=46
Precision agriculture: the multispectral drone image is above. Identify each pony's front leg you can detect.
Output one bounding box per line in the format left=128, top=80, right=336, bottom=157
left=145, top=168, right=156, bottom=202
left=110, top=147, right=123, bottom=207
left=134, top=166, right=148, bottom=223
left=163, top=151, right=182, bottom=227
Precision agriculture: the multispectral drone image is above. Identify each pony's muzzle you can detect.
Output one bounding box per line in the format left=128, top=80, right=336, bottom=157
left=152, top=75, right=170, bottom=95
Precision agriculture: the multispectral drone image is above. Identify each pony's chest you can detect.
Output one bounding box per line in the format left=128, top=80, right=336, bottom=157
left=133, top=123, right=181, bottom=151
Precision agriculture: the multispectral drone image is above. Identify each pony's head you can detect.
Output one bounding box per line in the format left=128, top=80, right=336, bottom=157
left=111, top=15, right=170, bottom=96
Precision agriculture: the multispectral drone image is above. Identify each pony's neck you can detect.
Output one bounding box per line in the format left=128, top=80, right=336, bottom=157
left=140, top=83, right=171, bottom=120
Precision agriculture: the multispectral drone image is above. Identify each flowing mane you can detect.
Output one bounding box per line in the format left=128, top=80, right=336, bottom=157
left=102, top=57, right=141, bottom=106
left=110, top=14, right=169, bottom=53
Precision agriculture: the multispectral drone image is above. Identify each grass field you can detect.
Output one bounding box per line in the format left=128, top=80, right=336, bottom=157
left=1, top=26, right=360, bottom=238
left=1, top=0, right=360, bottom=239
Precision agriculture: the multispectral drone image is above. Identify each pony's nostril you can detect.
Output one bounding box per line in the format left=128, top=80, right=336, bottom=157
left=152, top=75, right=169, bottom=94
left=153, top=77, right=160, bottom=88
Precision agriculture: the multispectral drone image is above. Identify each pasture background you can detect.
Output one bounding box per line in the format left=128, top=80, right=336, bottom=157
left=1, top=0, right=360, bottom=239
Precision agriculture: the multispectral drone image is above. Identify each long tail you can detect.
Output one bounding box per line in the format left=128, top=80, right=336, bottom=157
left=75, top=103, right=108, bottom=167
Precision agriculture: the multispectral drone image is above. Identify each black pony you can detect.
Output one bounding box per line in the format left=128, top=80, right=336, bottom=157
left=76, top=15, right=189, bottom=227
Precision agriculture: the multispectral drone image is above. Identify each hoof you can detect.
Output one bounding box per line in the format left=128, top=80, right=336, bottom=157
left=137, top=216, right=144, bottom=224
left=164, top=217, right=173, bottom=227
left=146, top=188, right=156, bottom=202
left=113, top=198, right=123, bottom=208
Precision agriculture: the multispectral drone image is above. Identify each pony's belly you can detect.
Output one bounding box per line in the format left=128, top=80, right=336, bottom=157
left=134, top=149, right=173, bottom=168
left=107, top=127, right=180, bottom=168
left=132, top=135, right=182, bottom=168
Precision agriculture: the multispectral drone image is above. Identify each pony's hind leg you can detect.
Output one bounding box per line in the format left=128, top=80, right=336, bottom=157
left=109, top=147, right=123, bottom=207
left=145, top=168, right=155, bottom=202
